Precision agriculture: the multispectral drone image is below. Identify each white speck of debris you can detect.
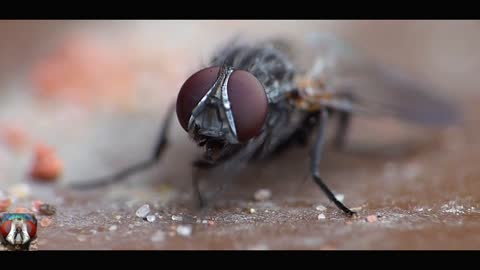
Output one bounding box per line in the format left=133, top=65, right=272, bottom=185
left=136, top=204, right=150, bottom=218
left=109, top=225, right=118, bottom=231
left=77, top=235, right=87, bottom=242
left=366, top=215, right=378, bottom=223
left=254, top=189, right=272, bottom=201
left=115, top=215, right=122, bottom=220
left=249, top=208, right=257, bottom=214
left=90, top=230, right=97, bottom=235
left=315, top=205, right=327, bottom=211
left=350, top=206, right=363, bottom=211
left=428, top=208, right=432, bottom=211
left=318, top=213, right=326, bottom=220
left=151, top=231, right=166, bottom=242
left=335, top=194, right=345, bottom=203
left=171, top=215, right=183, bottom=221
left=417, top=208, right=424, bottom=212
left=176, top=225, right=192, bottom=237
left=441, top=201, right=466, bottom=215
left=146, top=215, right=156, bottom=222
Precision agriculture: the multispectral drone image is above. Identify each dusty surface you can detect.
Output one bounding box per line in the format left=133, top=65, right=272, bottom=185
left=0, top=20, right=479, bottom=250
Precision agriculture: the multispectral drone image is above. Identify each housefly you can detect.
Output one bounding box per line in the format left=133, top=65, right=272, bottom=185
left=72, top=33, right=459, bottom=216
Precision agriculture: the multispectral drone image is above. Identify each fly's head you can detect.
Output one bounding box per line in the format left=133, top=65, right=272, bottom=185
left=176, top=65, right=268, bottom=161
left=0, top=213, right=37, bottom=248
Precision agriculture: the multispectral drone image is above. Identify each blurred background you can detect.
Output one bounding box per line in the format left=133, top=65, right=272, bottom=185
left=0, top=20, right=479, bottom=250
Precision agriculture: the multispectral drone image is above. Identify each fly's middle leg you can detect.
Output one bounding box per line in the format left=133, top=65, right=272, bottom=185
left=310, top=109, right=356, bottom=216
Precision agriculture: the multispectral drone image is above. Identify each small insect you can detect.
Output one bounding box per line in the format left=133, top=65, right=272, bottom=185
left=0, top=213, right=38, bottom=250
left=72, top=33, right=458, bottom=216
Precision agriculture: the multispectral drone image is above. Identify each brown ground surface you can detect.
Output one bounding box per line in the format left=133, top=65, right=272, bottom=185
left=0, top=20, right=479, bottom=250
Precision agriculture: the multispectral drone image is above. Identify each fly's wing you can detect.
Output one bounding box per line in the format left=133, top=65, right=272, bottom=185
left=291, top=33, right=460, bottom=126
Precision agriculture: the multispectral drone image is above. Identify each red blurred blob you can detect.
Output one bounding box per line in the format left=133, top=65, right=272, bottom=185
left=26, top=221, right=37, bottom=238
left=30, top=143, right=63, bottom=182
left=0, top=220, right=11, bottom=238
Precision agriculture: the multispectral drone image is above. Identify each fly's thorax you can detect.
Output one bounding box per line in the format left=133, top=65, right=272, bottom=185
left=287, top=74, right=335, bottom=112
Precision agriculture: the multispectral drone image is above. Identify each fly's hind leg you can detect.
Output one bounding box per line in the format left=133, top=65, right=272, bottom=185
left=71, top=103, right=176, bottom=189
left=311, top=109, right=356, bottom=216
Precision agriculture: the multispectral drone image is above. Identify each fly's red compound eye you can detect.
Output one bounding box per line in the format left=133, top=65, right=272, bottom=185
left=176, top=66, right=220, bottom=131
left=176, top=66, right=267, bottom=142
left=0, top=220, right=11, bottom=238
left=26, top=221, right=37, bottom=238
left=227, top=70, right=268, bottom=141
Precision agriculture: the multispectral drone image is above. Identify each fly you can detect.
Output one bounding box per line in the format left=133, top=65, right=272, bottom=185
left=71, top=33, right=459, bottom=217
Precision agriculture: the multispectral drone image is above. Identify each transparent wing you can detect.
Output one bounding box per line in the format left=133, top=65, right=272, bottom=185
left=289, top=33, right=459, bottom=126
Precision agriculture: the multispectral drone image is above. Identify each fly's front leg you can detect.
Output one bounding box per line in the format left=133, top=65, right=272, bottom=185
left=311, top=109, right=356, bottom=216
left=192, top=159, right=219, bottom=208
left=71, top=103, right=176, bottom=189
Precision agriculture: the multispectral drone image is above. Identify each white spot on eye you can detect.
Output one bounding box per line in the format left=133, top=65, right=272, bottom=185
left=224, top=101, right=231, bottom=110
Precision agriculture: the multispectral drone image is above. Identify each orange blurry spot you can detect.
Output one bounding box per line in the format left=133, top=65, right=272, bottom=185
left=40, top=217, right=53, bottom=227
left=0, top=198, right=12, bottom=212
left=31, top=35, right=136, bottom=108
left=1, top=125, right=29, bottom=151
left=30, top=143, right=63, bottom=182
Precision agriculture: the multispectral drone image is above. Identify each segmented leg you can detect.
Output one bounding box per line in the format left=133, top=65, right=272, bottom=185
left=310, top=109, right=356, bottom=216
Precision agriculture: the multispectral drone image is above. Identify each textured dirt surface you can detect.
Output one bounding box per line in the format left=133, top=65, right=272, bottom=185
left=0, top=20, right=479, bottom=250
